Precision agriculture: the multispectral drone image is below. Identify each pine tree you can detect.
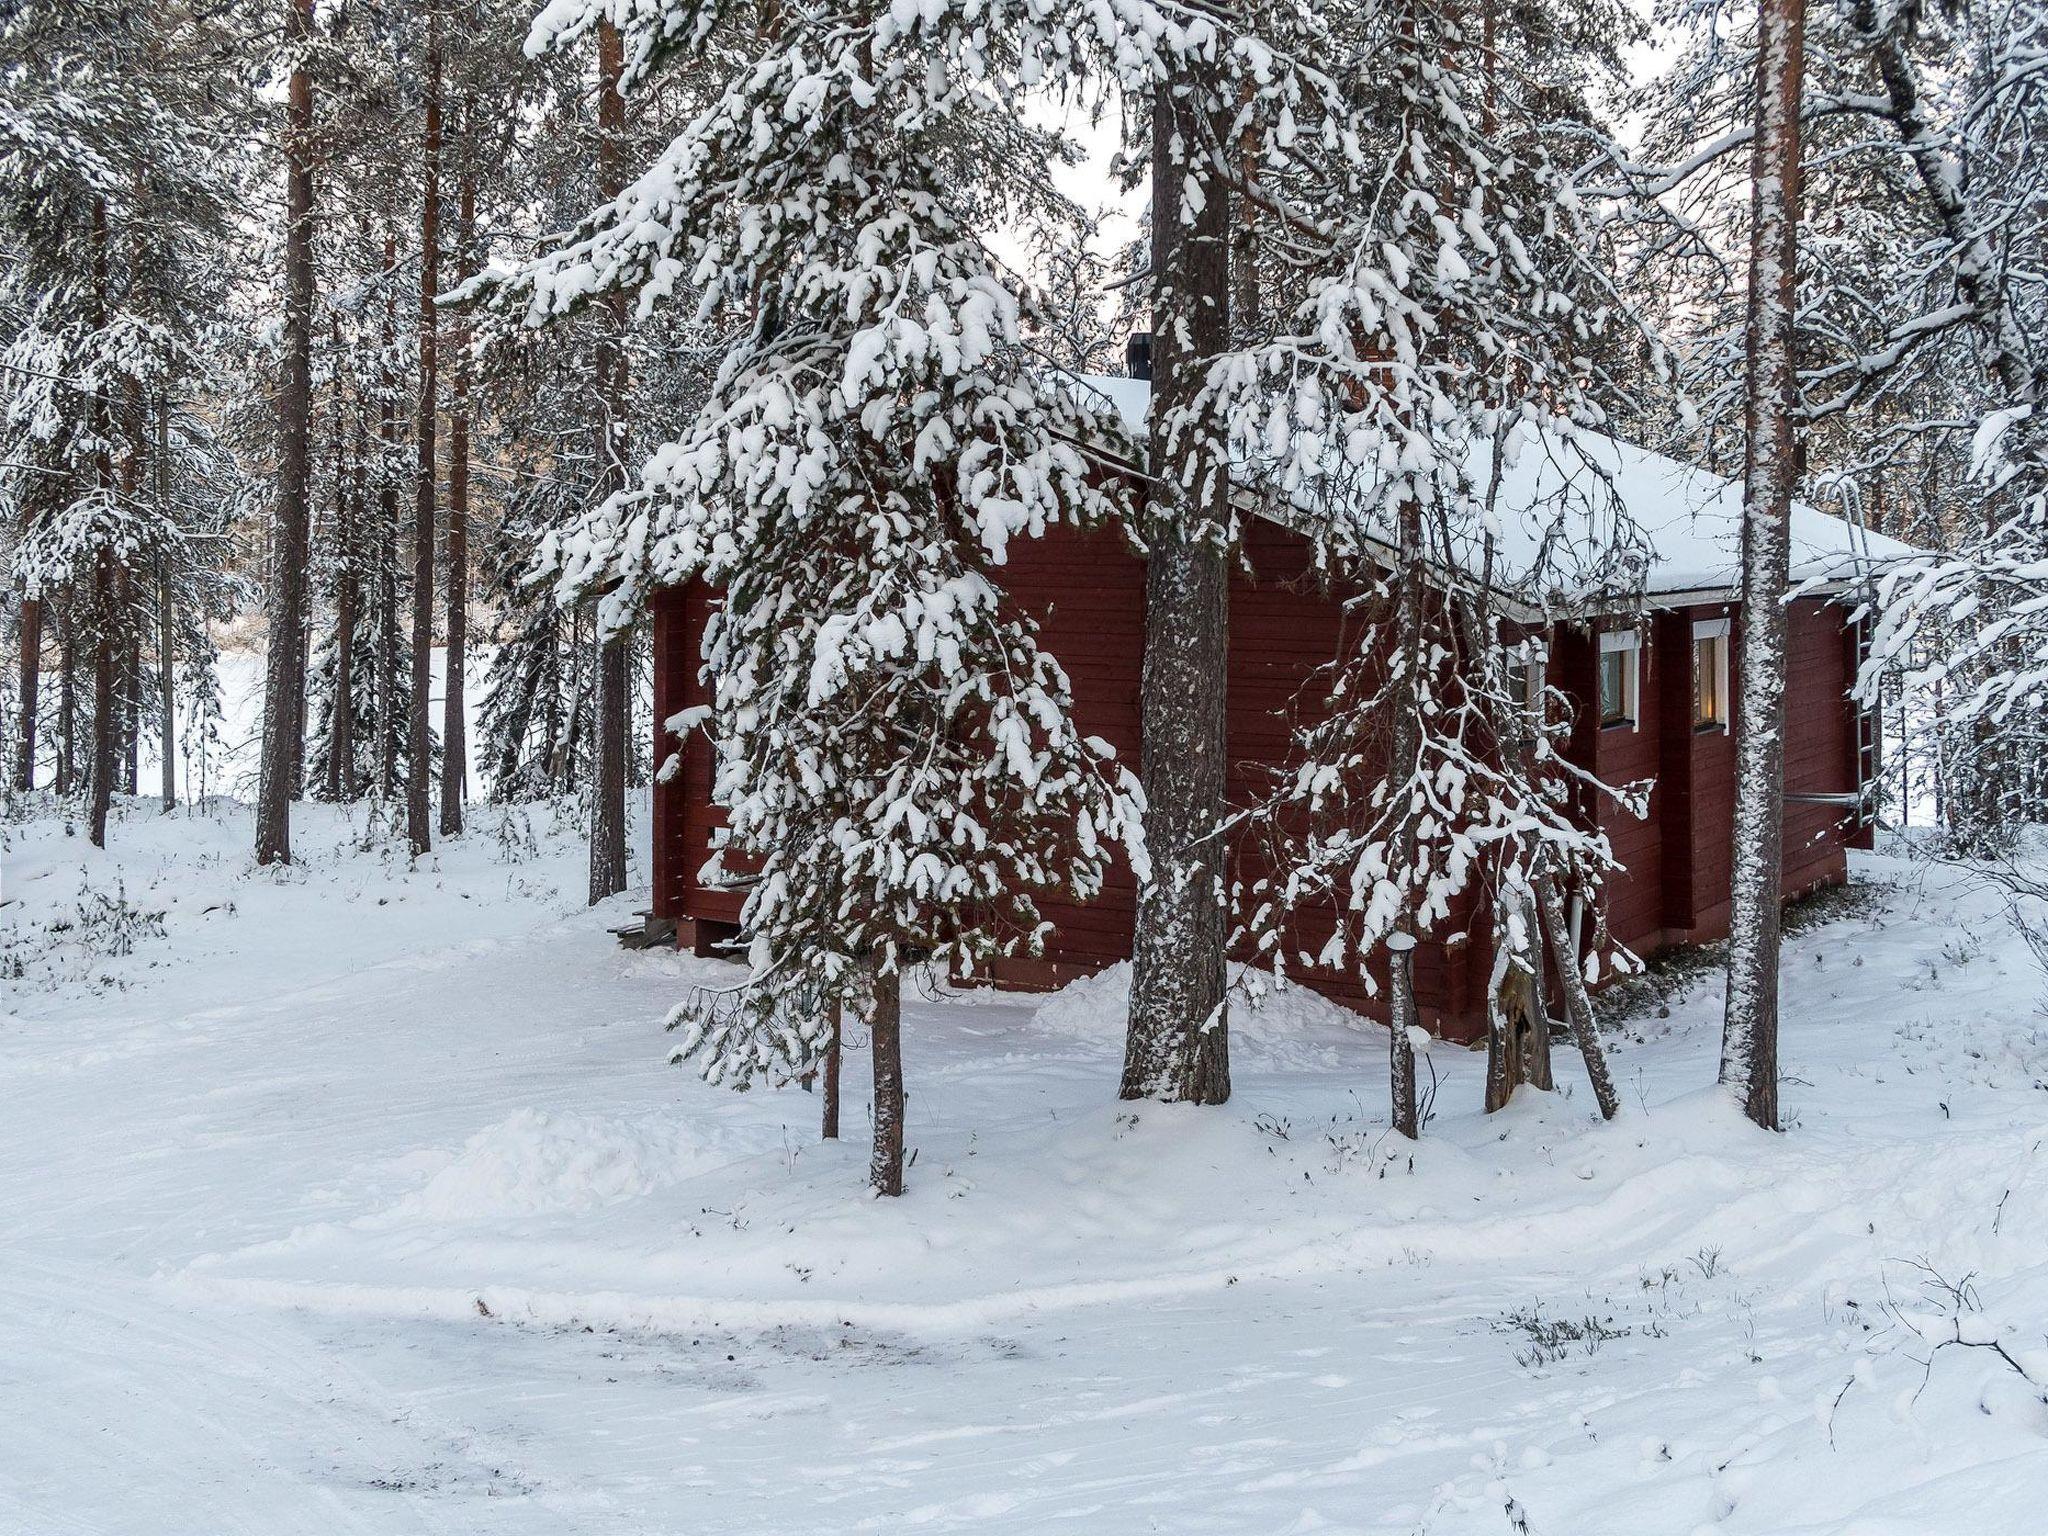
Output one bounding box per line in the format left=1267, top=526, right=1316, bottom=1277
left=1119, top=13, right=1237, bottom=1108
left=1, top=0, right=235, bottom=831
left=256, top=0, right=319, bottom=864
left=1203, top=0, right=1658, bottom=1129
left=472, top=0, right=1148, bottom=1193
left=1718, top=0, right=1805, bottom=1132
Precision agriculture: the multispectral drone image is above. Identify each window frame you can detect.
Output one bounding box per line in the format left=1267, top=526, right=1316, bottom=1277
left=1597, top=629, right=1641, bottom=731
left=1692, top=616, right=1731, bottom=732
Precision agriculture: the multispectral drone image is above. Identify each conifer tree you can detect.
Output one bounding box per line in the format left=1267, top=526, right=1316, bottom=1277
left=471, top=0, right=1147, bottom=1193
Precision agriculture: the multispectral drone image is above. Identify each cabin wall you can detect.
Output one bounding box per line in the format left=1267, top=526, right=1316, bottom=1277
left=648, top=533, right=1867, bottom=1038
left=650, top=585, right=743, bottom=948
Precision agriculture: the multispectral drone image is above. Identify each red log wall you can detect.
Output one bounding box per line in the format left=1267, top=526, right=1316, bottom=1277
left=649, top=520, right=1867, bottom=1039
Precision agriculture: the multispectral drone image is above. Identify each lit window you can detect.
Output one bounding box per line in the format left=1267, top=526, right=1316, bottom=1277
left=1693, top=617, right=1730, bottom=730
left=1598, top=630, right=1639, bottom=728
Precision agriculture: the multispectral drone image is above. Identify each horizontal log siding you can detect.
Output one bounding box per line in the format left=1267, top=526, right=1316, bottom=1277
left=651, top=530, right=1859, bottom=1037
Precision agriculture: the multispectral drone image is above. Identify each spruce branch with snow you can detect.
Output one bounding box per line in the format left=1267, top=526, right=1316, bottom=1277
left=470, top=0, right=1153, bottom=1192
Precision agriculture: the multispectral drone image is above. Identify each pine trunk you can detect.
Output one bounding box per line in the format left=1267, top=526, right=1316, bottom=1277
left=376, top=232, right=400, bottom=799
left=13, top=596, right=39, bottom=792
left=1122, top=68, right=1232, bottom=1106
left=868, top=962, right=905, bottom=1196
left=256, top=0, right=315, bottom=865
left=586, top=21, right=630, bottom=904
left=821, top=1000, right=841, bottom=1141
left=86, top=197, right=115, bottom=849
left=1722, top=0, right=1804, bottom=1132
left=441, top=151, right=474, bottom=838
left=89, top=559, right=114, bottom=847
left=121, top=603, right=139, bottom=797
left=153, top=395, right=173, bottom=811
left=56, top=601, right=74, bottom=796
left=1386, top=500, right=1425, bottom=1138
left=406, top=12, right=442, bottom=858
left=332, top=436, right=357, bottom=803
left=325, top=314, right=349, bottom=804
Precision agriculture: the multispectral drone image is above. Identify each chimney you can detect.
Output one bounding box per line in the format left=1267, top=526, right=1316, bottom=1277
left=1125, top=331, right=1152, bottom=381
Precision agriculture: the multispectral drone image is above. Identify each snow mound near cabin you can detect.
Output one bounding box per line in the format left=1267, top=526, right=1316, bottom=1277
left=370, top=1108, right=714, bottom=1225
left=1031, top=961, right=1382, bottom=1067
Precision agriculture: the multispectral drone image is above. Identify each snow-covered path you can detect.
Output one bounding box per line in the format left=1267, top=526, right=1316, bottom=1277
left=3, top=801, right=2045, bottom=1534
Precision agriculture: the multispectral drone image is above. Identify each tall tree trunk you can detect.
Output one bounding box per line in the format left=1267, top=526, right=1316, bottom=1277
left=868, top=960, right=904, bottom=1196
left=156, top=395, right=176, bottom=812
left=89, top=560, right=115, bottom=847
left=318, top=313, right=347, bottom=803
left=821, top=1000, right=842, bottom=1142
left=1385, top=499, right=1425, bottom=1137
left=1122, top=68, right=1232, bottom=1106
left=332, top=378, right=357, bottom=804
left=440, top=146, right=474, bottom=837
left=87, top=197, right=115, bottom=849
left=256, top=0, right=316, bottom=865
left=121, top=584, right=140, bottom=796
left=13, top=595, right=39, bottom=792
left=1722, top=0, right=1803, bottom=1132
left=376, top=231, right=400, bottom=799
left=406, top=8, right=442, bottom=858
left=56, top=600, right=75, bottom=797
left=587, top=19, right=630, bottom=903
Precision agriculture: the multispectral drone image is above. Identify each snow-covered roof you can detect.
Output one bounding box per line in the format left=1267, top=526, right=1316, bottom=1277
left=1070, top=375, right=1920, bottom=604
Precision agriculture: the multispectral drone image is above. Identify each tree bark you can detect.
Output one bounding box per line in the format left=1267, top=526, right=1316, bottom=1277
left=587, top=20, right=630, bottom=903
left=406, top=6, right=442, bottom=858
left=1122, top=69, right=1232, bottom=1106
left=441, top=146, right=474, bottom=837
left=1387, top=933, right=1420, bottom=1137
left=56, top=600, right=75, bottom=797
left=1385, top=496, right=1425, bottom=1137
left=256, top=0, right=316, bottom=865
left=821, top=1000, right=841, bottom=1141
left=1536, top=873, right=1619, bottom=1120
left=1722, top=0, right=1803, bottom=1132
left=1485, top=905, right=1532, bottom=1113
left=87, top=196, right=115, bottom=849
left=376, top=230, right=400, bottom=799
left=868, top=961, right=905, bottom=1195
left=325, top=312, right=349, bottom=804
left=332, top=405, right=358, bottom=803
left=13, top=596, right=39, bottom=792
left=89, top=560, right=115, bottom=847
left=155, top=397, right=176, bottom=812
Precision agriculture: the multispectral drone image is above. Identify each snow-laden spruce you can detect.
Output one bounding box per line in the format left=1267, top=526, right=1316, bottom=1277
left=1, top=2, right=236, bottom=840
left=466, top=0, right=1174, bottom=1192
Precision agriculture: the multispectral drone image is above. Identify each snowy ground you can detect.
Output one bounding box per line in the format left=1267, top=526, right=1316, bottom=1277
left=3, top=799, right=2045, bottom=1535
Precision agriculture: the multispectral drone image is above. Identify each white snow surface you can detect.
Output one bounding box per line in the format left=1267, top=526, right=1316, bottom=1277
left=1074, top=374, right=1922, bottom=596
left=4, top=798, right=2047, bottom=1533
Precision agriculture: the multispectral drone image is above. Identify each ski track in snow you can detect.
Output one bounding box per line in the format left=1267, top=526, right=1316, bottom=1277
left=3, top=798, right=2046, bottom=1534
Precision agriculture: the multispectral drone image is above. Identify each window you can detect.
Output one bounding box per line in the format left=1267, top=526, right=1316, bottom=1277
left=1693, top=617, right=1731, bottom=730
left=1598, top=630, right=1640, bottom=728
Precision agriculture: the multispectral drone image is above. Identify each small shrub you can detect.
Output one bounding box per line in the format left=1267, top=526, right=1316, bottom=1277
left=1493, top=1304, right=1632, bottom=1369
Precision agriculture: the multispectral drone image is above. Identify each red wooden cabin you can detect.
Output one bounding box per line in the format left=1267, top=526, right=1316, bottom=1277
left=645, top=378, right=1912, bottom=1041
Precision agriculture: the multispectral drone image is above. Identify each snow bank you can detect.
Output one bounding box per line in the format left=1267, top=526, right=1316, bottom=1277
left=370, top=1108, right=718, bottom=1225
left=1031, top=960, right=1381, bottom=1069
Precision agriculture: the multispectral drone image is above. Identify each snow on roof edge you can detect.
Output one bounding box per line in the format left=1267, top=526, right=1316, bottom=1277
left=1064, top=373, right=1923, bottom=602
